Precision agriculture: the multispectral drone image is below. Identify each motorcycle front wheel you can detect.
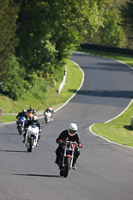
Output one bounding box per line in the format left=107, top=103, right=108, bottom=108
left=27, top=137, right=32, bottom=152
left=18, top=126, right=22, bottom=135
left=63, top=157, right=71, bottom=178
left=44, top=116, right=48, bottom=123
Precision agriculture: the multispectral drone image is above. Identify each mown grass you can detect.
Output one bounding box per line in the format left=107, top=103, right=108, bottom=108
left=77, top=48, right=133, bottom=147
left=0, top=59, right=83, bottom=122
left=91, top=101, right=133, bottom=147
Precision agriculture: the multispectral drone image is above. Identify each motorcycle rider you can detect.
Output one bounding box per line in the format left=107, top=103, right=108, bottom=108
left=55, top=123, right=82, bottom=170
left=27, top=106, right=36, bottom=115
left=23, top=116, right=41, bottom=144
left=44, top=107, right=55, bottom=121
left=16, top=109, right=28, bottom=128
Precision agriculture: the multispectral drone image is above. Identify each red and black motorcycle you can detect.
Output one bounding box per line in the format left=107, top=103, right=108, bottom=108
left=58, top=138, right=79, bottom=178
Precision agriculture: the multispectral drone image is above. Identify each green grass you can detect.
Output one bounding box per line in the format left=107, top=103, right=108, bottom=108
left=0, top=114, right=16, bottom=123
left=77, top=47, right=133, bottom=147
left=0, top=59, right=83, bottom=122
left=91, top=101, right=133, bottom=147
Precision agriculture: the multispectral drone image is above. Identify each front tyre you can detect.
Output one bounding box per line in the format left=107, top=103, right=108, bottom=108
left=64, top=157, right=71, bottom=178
left=18, top=126, right=22, bottom=135
left=27, top=137, right=32, bottom=152
left=44, top=116, right=48, bottom=123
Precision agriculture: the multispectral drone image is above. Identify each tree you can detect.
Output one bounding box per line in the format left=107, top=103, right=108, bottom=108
left=120, top=0, right=133, bottom=32
left=120, top=0, right=133, bottom=48
left=0, top=0, right=19, bottom=82
left=99, top=8, right=125, bottom=47
left=16, top=0, right=113, bottom=73
left=16, top=0, right=56, bottom=74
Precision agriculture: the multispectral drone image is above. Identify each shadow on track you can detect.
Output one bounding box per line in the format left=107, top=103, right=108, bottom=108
left=0, top=149, right=26, bottom=153
left=12, top=174, right=61, bottom=178
left=81, top=64, right=130, bottom=72
left=69, top=89, right=133, bottom=99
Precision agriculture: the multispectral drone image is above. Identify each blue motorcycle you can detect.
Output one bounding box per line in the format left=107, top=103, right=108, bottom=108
left=17, top=116, right=26, bottom=135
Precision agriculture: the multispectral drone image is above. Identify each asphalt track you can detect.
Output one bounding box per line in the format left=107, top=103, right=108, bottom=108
left=0, top=52, right=133, bottom=200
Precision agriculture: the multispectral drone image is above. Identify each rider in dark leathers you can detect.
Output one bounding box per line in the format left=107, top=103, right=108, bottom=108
left=16, top=109, right=28, bottom=127
left=55, top=123, right=82, bottom=170
left=27, top=106, right=36, bottom=115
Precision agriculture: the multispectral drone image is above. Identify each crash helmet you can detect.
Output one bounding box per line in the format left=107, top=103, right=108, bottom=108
left=29, top=106, right=33, bottom=110
left=33, top=116, right=38, bottom=122
left=22, top=109, right=26, bottom=113
left=48, top=107, right=53, bottom=111
left=68, top=123, right=78, bottom=136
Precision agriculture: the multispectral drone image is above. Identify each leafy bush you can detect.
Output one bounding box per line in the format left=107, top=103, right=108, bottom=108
left=0, top=56, right=27, bottom=100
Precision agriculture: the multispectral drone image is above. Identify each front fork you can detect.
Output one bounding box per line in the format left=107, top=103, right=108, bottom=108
left=62, top=145, right=67, bottom=167
left=70, top=147, right=75, bottom=169
left=62, top=146, right=74, bottom=168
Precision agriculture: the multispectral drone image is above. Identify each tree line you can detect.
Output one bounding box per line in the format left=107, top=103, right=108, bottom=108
left=0, top=0, right=132, bottom=100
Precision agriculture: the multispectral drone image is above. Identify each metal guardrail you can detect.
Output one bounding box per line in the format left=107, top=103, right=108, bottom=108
left=58, top=66, right=67, bottom=93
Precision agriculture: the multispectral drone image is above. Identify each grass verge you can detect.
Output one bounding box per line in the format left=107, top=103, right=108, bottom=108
left=0, top=59, right=83, bottom=123
left=77, top=48, right=133, bottom=148
left=91, top=100, right=133, bottom=147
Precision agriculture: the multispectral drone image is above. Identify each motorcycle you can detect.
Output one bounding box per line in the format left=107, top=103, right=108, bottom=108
left=25, top=123, right=39, bottom=152
left=58, top=139, right=78, bottom=178
left=44, top=111, right=53, bottom=123
left=17, top=116, right=26, bottom=135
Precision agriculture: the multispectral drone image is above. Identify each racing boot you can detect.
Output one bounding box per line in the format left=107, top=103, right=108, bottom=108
left=72, top=159, right=77, bottom=170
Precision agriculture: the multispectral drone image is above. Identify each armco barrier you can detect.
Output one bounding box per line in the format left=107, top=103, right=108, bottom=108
left=80, top=43, right=133, bottom=56
left=58, top=67, right=67, bottom=93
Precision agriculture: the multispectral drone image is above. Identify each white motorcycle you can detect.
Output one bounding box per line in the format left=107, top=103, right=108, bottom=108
left=44, top=111, right=53, bottom=123
left=25, top=124, right=39, bottom=152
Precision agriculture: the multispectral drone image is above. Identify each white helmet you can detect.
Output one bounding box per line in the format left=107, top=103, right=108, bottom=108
left=68, top=123, right=78, bottom=136
left=33, top=116, right=38, bottom=122
left=22, top=109, right=26, bottom=113
left=48, top=107, right=53, bottom=111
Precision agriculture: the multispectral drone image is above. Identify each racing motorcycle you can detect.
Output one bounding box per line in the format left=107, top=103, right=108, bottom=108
left=44, top=111, right=53, bottom=123
left=58, top=139, right=78, bottom=178
left=17, top=116, right=26, bottom=135
left=25, top=124, right=39, bottom=152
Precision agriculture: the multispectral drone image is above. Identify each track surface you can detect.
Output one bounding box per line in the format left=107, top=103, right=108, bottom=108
left=0, top=52, right=133, bottom=200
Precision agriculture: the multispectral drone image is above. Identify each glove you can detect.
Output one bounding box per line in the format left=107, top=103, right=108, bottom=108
left=79, top=142, right=83, bottom=148
left=57, top=139, right=63, bottom=144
